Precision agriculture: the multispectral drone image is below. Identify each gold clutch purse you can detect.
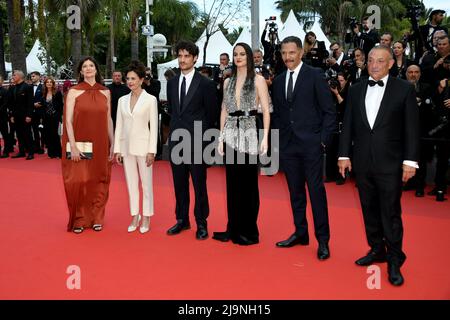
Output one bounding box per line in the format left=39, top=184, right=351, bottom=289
left=66, top=142, right=93, bottom=160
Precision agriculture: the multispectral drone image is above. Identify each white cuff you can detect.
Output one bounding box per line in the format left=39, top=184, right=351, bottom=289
left=338, top=157, right=350, bottom=160
left=403, top=160, right=419, bottom=169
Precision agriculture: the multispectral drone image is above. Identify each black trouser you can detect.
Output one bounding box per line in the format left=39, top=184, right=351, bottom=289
left=355, top=167, right=406, bottom=266
left=43, top=115, right=61, bottom=158
left=325, top=133, right=340, bottom=181
left=31, top=109, right=45, bottom=152
left=280, top=136, right=330, bottom=243
left=170, top=159, right=209, bottom=228
left=0, top=114, right=15, bottom=153
left=224, top=146, right=260, bottom=242
left=14, top=116, right=34, bottom=155
left=434, top=140, right=450, bottom=191
left=415, top=139, right=434, bottom=191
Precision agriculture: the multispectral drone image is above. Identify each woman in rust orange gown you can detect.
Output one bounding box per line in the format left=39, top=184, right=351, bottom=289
left=62, top=56, right=114, bottom=233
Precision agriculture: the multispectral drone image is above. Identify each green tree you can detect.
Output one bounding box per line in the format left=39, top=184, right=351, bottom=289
left=6, top=0, right=27, bottom=73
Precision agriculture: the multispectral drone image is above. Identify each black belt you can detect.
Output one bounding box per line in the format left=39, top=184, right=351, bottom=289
left=229, top=110, right=258, bottom=117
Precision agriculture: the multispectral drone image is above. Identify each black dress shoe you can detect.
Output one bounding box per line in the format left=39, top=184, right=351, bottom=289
left=415, top=189, right=424, bottom=197
left=166, top=221, right=190, bottom=235
left=11, top=153, right=26, bottom=158
left=212, top=231, right=230, bottom=242
left=196, top=227, right=208, bottom=240
left=317, top=242, right=330, bottom=260
left=26, top=154, right=34, bottom=160
left=388, top=263, right=404, bottom=286
left=428, top=188, right=447, bottom=196
left=355, top=250, right=387, bottom=266
left=232, top=235, right=259, bottom=246
left=436, top=191, right=447, bottom=202
left=276, top=234, right=309, bottom=247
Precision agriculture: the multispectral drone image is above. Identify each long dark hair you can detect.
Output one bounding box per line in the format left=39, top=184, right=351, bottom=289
left=42, top=77, right=57, bottom=97
left=231, top=42, right=255, bottom=80
left=76, top=56, right=103, bottom=84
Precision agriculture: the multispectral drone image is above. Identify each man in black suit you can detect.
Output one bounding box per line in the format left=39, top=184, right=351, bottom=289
left=272, top=36, right=336, bottom=260
left=30, top=71, right=44, bottom=154
left=107, top=70, right=130, bottom=130
left=166, top=40, right=219, bottom=240
left=338, top=46, right=420, bottom=286
left=0, top=75, right=14, bottom=158
left=9, top=70, right=35, bottom=160
left=352, top=16, right=380, bottom=58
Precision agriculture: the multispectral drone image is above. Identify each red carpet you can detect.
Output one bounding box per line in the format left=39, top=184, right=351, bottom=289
left=0, top=155, right=449, bottom=300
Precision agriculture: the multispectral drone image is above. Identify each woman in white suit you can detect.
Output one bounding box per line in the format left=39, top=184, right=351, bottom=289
left=114, top=60, right=158, bottom=233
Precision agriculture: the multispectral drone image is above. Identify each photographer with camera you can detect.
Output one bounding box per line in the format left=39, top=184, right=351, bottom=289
left=350, top=16, right=380, bottom=58
left=326, top=42, right=350, bottom=73
left=141, top=67, right=162, bottom=159
left=261, top=17, right=285, bottom=76
left=325, top=72, right=350, bottom=185
left=213, top=53, right=232, bottom=94
left=253, top=49, right=273, bottom=87
left=346, top=47, right=368, bottom=84
left=402, top=64, right=435, bottom=197
left=303, top=31, right=329, bottom=70
left=422, top=36, right=450, bottom=87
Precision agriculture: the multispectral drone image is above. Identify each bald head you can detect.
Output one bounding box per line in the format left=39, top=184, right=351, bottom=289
left=406, top=64, right=421, bottom=84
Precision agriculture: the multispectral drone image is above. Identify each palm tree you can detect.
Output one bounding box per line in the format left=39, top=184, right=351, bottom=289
left=47, top=0, right=101, bottom=75
left=6, top=0, right=27, bottom=73
left=0, top=1, right=7, bottom=78
left=127, top=0, right=142, bottom=61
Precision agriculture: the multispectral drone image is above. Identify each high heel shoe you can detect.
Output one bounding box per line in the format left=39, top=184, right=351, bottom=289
left=127, top=215, right=141, bottom=233
left=139, top=216, right=150, bottom=234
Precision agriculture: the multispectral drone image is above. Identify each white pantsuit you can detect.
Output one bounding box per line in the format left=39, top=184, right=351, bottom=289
left=114, top=91, right=158, bottom=217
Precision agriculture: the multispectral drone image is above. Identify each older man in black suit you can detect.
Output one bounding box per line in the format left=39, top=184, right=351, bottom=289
left=166, top=40, right=219, bottom=240
left=338, top=46, right=420, bottom=286
left=9, top=70, right=35, bottom=160
left=272, top=36, right=336, bottom=260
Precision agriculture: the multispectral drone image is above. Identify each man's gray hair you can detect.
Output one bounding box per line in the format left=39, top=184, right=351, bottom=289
left=13, top=70, right=25, bottom=79
left=369, top=45, right=393, bottom=59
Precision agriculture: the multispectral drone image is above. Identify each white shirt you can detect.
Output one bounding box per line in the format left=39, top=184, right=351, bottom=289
left=365, top=74, right=389, bottom=129
left=339, top=74, right=418, bottom=168
left=33, top=83, right=39, bottom=95
left=336, top=52, right=344, bottom=65
left=285, top=61, right=303, bottom=99
left=179, top=68, right=195, bottom=102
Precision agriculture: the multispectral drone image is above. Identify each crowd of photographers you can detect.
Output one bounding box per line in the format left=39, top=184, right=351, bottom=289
left=1, top=9, right=449, bottom=201
left=207, top=10, right=450, bottom=201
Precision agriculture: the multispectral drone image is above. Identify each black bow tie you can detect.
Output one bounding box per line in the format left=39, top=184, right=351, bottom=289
left=368, top=79, right=384, bottom=87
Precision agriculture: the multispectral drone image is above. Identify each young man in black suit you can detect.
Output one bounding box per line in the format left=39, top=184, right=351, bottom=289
left=272, top=36, right=336, bottom=260
left=338, top=46, right=420, bottom=286
left=166, top=40, right=219, bottom=240
left=30, top=71, right=44, bottom=154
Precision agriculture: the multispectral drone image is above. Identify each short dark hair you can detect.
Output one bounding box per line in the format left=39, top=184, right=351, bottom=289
left=430, top=9, right=445, bottom=18
left=125, top=60, right=146, bottom=79
left=76, top=56, right=103, bottom=84
left=220, top=53, right=229, bottom=60
left=353, top=47, right=365, bottom=57
left=281, top=36, right=303, bottom=49
left=329, top=41, right=341, bottom=49
left=381, top=32, right=393, bottom=41
left=30, top=71, right=41, bottom=77
left=174, top=40, right=199, bottom=58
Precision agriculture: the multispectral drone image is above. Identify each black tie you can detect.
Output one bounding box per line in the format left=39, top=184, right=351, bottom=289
left=368, top=79, right=384, bottom=87
left=180, top=76, right=186, bottom=109
left=287, top=71, right=294, bottom=103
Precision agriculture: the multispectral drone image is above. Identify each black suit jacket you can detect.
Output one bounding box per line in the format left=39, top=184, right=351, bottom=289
left=167, top=71, right=219, bottom=151
left=272, top=63, right=336, bottom=151
left=354, top=29, right=380, bottom=57
left=339, top=76, right=420, bottom=174
left=8, top=82, right=34, bottom=119
left=32, top=83, right=43, bottom=103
